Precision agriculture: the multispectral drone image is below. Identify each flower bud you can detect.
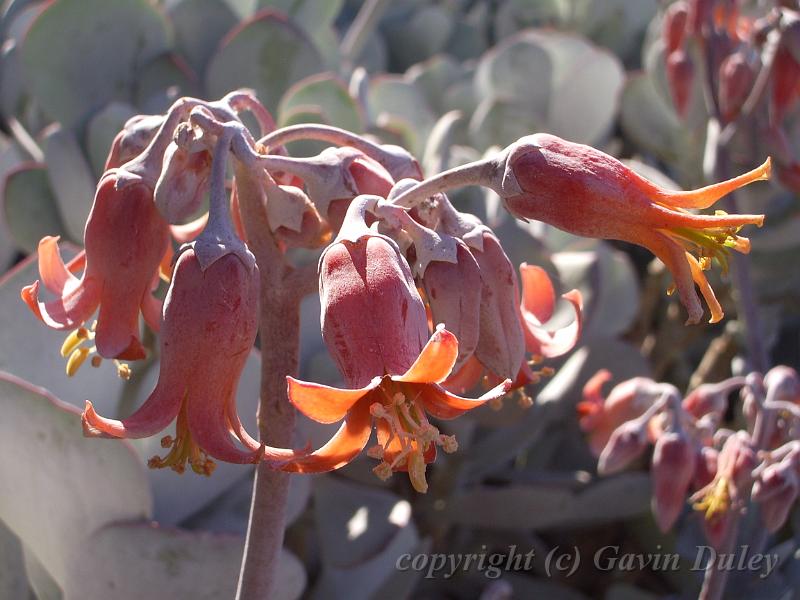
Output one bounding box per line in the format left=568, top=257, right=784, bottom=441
left=719, top=51, right=756, bottom=123
left=471, top=232, right=526, bottom=382
left=770, top=43, right=800, bottom=126
left=320, top=198, right=428, bottom=388
left=154, top=142, right=212, bottom=224
left=682, top=377, right=745, bottom=419
left=421, top=240, right=482, bottom=371
left=666, top=49, right=695, bottom=118
left=598, top=418, right=649, bottom=475
left=752, top=460, right=799, bottom=532
left=663, top=1, right=689, bottom=53
left=652, top=431, right=696, bottom=531
left=104, top=114, right=165, bottom=170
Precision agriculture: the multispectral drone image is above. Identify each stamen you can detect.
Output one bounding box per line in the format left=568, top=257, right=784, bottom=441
left=407, top=449, right=429, bottom=493
left=114, top=360, right=132, bottom=380
left=373, top=462, right=393, bottom=481
left=148, top=396, right=215, bottom=476
left=692, top=476, right=731, bottom=520
left=66, top=347, right=90, bottom=377
left=366, top=444, right=385, bottom=459
left=60, top=327, right=89, bottom=357
left=90, top=356, right=103, bottom=368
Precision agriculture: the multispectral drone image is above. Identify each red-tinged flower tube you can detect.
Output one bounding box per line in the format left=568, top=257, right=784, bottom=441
left=499, top=133, right=770, bottom=324
left=21, top=173, right=169, bottom=360
left=277, top=197, right=511, bottom=491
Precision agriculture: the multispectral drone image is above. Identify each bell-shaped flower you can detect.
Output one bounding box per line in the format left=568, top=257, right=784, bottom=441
left=81, top=131, right=296, bottom=474
left=278, top=197, right=510, bottom=491
left=498, top=133, right=770, bottom=324
left=21, top=171, right=169, bottom=360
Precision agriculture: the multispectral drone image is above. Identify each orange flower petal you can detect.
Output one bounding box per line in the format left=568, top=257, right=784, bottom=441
left=37, top=236, right=79, bottom=295
left=522, top=289, right=584, bottom=358
left=652, top=157, right=771, bottom=209
left=281, top=400, right=373, bottom=473
left=287, top=376, right=378, bottom=424
left=421, top=379, right=512, bottom=420
left=21, top=278, right=100, bottom=330
left=519, top=263, right=555, bottom=324
left=686, top=253, right=724, bottom=324
left=394, top=327, right=458, bottom=384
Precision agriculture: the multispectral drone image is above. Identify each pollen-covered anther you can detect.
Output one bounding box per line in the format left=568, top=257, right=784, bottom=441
left=66, top=347, right=91, bottom=377
left=61, top=327, right=90, bottom=357
left=517, top=390, right=534, bottom=409
left=439, top=434, right=458, bottom=454
left=90, top=356, right=103, bottom=368
left=114, top=360, right=132, bottom=380
left=373, top=461, right=393, bottom=481
left=692, top=476, right=731, bottom=520
left=366, top=444, right=385, bottom=459
left=489, top=397, right=505, bottom=411
left=148, top=399, right=215, bottom=476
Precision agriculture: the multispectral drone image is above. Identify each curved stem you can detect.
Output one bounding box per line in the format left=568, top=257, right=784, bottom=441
left=259, top=123, right=386, bottom=155
left=389, top=158, right=496, bottom=208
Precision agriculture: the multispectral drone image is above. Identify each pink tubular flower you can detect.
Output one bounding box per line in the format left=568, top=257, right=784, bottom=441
left=499, top=133, right=770, bottom=324
left=279, top=197, right=510, bottom=492
left=21, top=172, right=169, bottom=360
left=81, top=129, right=296, bottom=474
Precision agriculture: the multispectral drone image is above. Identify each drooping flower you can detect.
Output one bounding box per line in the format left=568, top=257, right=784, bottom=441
left=278, top=197, right=510, bottom=491
left=498, top=133, right=770, bottom=324
left=21, top=173, right=169, bottom=361
left=81, top=130, right=296, bottom=474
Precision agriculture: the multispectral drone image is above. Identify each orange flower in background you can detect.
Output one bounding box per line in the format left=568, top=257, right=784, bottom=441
left=499, top=133, right=770, bottom=324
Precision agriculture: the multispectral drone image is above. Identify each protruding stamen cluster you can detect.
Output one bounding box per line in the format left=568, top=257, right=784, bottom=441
left=368, top=387, right=458, bottom=492
left=692, top=476, right=731, bottom=520
left=147, top=396, right=216, bottom=476
left=60, top=322, right=131, bottom=379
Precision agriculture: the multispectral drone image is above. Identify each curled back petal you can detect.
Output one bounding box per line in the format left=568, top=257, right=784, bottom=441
left=686, top=253, right=724, bottom=324
left=280, top=400, right=373, bottom=473
left=651, top=158, right=771, bottom=209
left=81, top=382, right=183, bottom=440
left=287, top=376, right=378, bottom=424
left=421, top=379, right=512, bottom=420
left=522, top=289, right=584, bottom=358
left=37, top=236, right=80, bottom=294
left=394, top=326, right=458, bottom=384
left=519, top=263, right=556, bottom=324
left=21, top=278, right=100, bottom=330
left=441, top=355, right=484, bottom=395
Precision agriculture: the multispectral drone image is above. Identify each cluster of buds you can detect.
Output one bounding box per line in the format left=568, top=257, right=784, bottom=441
left=19, top=82, right=770, bottom=491
left=660, top=1, right=800, bottom=190
left=579, top=366, right=800, bottom=543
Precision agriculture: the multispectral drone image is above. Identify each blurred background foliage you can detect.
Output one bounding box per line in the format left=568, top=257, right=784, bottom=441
left=0, top=0, right=798, bottom=599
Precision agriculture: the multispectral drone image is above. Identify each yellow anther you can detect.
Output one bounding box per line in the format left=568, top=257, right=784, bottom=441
left=90, top=356, right=103, bottom=368
left=699, top=256, right=712, bottom=270
left=517, top=392, right=534, bottom=409
left=373, top=462, right=393, bottom=481
left=540, top=366, right=555, bottom=377
left=407, top=450, right=429, bottom=493
left=66, top=347, right=90, bottom=377
left=693, top=477, right=731, bottom=520
left=114, top=361, right=132, bottom=380
left=60, top=327, right=89, bottom=357
left=439, top=434, right=458, bottom=453
left=489, top=396, right=504, bottom=411
left=366, top=444, right=385, bottom=459
left=369, top=402, right=387, bottom=418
